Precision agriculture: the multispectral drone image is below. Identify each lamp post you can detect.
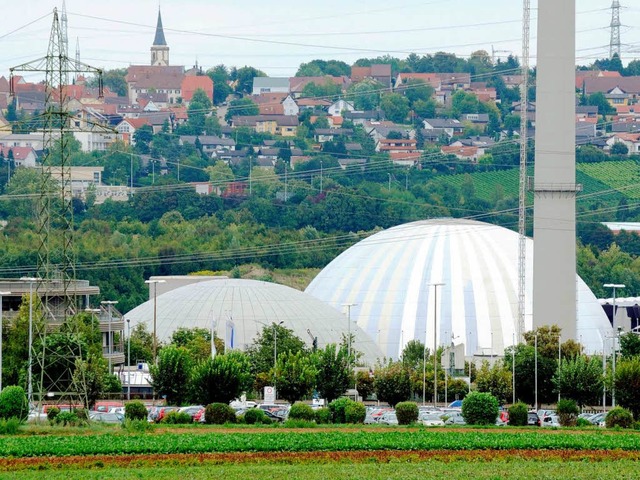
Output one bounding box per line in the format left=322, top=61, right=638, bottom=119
left=534, top=333, right=538, bottom=411
left=342, top=304, right=357, bottom=373
left=422, top=327, right=428, bottom=405
left=320, top=159, right=323, bottom=193
left=101, top=300, right=118, bottom=374
left=604, top=283, right=624, bottom=407
left=20, top=277, right=39, bottom=407
left=145, top=279, right=166, bottom=366
left=126, top=318, right=131, bottom=401
left=0, top=291, right=11, bottom=391
left=430, top=283, right=444, bottom=407
left=557, top=333, right=561, bottom=403
left=273, top=321, right=283, bottom=401
left=512, top=332, right=516, bottom=405
left=613, top=326, right=623, bottom=407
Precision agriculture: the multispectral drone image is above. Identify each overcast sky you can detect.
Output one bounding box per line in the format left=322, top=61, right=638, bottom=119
left=2, top=0, right=639, bottom=81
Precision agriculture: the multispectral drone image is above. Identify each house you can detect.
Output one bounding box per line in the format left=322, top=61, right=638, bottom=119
left=364, top=122, right=415, bottom=143
left=394, top=73, right=441, bottom=90
left=328, top=99, right=355, bottom=117
left=437, top=73, right=471, bottom=90
left=138, top=112, right=173, bottom=133
left=0, top=146, right=37, bottom=167
left=611, top=120, right=640, bottom=133
left=0, top=133, right=47, bottom=150
left=351, top=64, right=392, bottom=88
left=116, top=118, right=152, bottom=144
left=450, top=136, right=496, bottom=148
left=338, top=157, right=366, bottom=170
left=289, top=76, right=350, bottom=97
left=295, top=98, right=332, bottom=110
left=460, top=113, right=490, bottom=126
left=179, top=135, right=236, bottom=157
left=575, top=70, right=622, bottom=91
left=422, top=118, right=464, bottom=137
left=576, top=105, right=598, bottom=120
left=230, top=115, right=299, bottom=136
left=511, top=101, right=536, bottom=126
left=377, top=138, right=421, bottom=166
left=73, top=131, right=120, bottom=152
left=125, top=65, right=185, bottom=105
left=253, top=93, right=299, bottom=116
left=251, top=77, right=290, bottom=95
left=314, top=128, right=353, bottom=143
left=343, top=110, right=381, bottom=125
left=440, top=145, right=482, bottom=162
left=181, top=75, right=214, bottom=105
left=583, top=77, right=640, bottom=106
left=47, top=166, right=105, bottom=199
left=501, top=75, right=524, bottom=87
left=605, top=133, right=640, bottom=154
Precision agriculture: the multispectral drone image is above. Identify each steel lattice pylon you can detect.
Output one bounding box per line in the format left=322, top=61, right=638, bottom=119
left=610, top=1, right=622, bottom=60
left=10, top=7, right=104, bottom=403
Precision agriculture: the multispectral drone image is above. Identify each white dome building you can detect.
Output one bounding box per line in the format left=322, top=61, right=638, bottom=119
left=125, top=278, right=383, bottom=364
left=305, top=219, right=613, bottom=359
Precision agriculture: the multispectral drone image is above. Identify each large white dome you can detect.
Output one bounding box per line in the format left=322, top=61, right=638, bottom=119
left=125, top=278, right=383, bottom=364
left=305, top=219, right=613, bottom=359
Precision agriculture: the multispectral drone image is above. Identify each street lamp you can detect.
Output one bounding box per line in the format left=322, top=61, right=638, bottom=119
left=101, top=300, right=118, bottom=374
left=145, top=279, right=166, bottom=366
left=20, top=277, right=39, bottom=407
left=534, top=333, right=538, bottom=411
left=613, top=326, right=623, bottom=407
left=273, top=321, right=284, bottom=401
left=0, top=291, right=11, bottom=391
left=512, top=332, right=516, bottom=405
left=430, top=283, right=444, bottom=407
left=342, top=303, right=357, bottom=373
left=422, top=327, right=428, bottom=405
left=604, top=283, right=625, bottom=408
left=126, top=318, right=131, bottom=401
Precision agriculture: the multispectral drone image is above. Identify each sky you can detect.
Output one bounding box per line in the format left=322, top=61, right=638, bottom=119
left=1, top=0, right=639, bottom=81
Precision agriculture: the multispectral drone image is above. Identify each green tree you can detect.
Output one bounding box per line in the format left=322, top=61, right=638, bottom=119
left=611, top=142, right=629, bottom=156
left=620, top=332, right=640, bottom=359
left=187, top=88, right=213, bottom=135
left=127, top=324, right=154, bottom=364
left=170, top=327, right=218, bottom=363
left=412, top=99, right=437, bottom=119
left=225, top=98, right=259, bottom=122
left=133, top=125, right=153, bottom=154
left=451, top=90, right=480, bottom=116
left=301, top=81, right=342, bottom=99
left=314, top=344, right=351, bottom=403
left=347, top=79, right=383, bottom=110
left=553, top=355, right=603, bottom=408
left=401, top=339, right=427, bottom=370
left=586, top=92, right=615, bottom=116
left=475, top=360, right=512, bottom=405
left=274, top=350, right=317, bottom=404
left=72, top=353, right=110, bottom=410
left=373, top=360, right=411, bottom=407
left=614, top=356, right=640, bottom=419
left=380, top=93, right=410, bottom=123
left=399, top=79, right=435, bottom=106
left=246, top=323, right=306, bottom=376
left=355, top=370, right=375, bottom=400
left=235, top=66, right=266, bottom=95
left=206, top=64, right=232, bottom=105
left=149, top=345, right=193, bottom=405
left=189, top=352, right=253, bottom=405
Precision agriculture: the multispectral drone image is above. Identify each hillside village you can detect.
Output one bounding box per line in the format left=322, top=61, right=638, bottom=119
left=0, top=8, right=639, bottom=204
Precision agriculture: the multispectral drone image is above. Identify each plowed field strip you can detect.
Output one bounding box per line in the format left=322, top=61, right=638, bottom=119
left=1, top=449, right=639, bottom=472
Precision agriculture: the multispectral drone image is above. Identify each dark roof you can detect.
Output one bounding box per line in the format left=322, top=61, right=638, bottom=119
left=315, top=128, right=353, bottom=135
left=576, top=105, right=598, bottom=115
left=153, top=10, right=167, bottom=46
left=612, top=122, right=640, bottom=133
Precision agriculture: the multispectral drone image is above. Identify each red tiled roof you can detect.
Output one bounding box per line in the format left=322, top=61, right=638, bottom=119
left=0, top=146, right=36, bottom=159
left=613, top=133, right=640, bottom=142
left=389, top=152, right=421, bottom=160
left=396, top=73, right=440, bottom=86
left=441, top=145, right=479, bottom=157
left=181, top=75, right=214, bottom=103
left=121, top=118, right=152, bottom=129
left=126, top=65, right=185, bottom=90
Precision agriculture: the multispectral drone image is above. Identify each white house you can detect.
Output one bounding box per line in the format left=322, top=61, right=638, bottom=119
left=328, top=99, right=355, bottom=117
left=252, top=77, right=290, bottom=96
left=0, top=146, right=38, bottom=167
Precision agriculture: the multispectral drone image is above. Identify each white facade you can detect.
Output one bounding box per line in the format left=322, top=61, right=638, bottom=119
left=305, top=219, right=613, bottom=359
left=328, top=99, right=355, bottom=117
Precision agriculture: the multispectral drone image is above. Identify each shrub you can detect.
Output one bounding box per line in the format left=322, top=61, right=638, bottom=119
left=328, top=397, right=350, bottom=424
left=47, top=406, right=61, bottom=424
left=125, top=401, right=148, bottom=421
left=556, top=399, right=579, bottom=427
left=0, top=417, right=21, bottom=435
left=205, top=403, right=236, bottom=425
left=314, top=407, right=332, bottom=424
left=288, top=402, right=315, bottom=422
left=56, top=411, right=79, bottom=426
left=345, top=401, right=366, bottom=424
left=243, top=408, right=267, bottom=425
left=122, top=418, right=152, bottom=433
left=0, top=386, right=28, bottom=422
left=605, top=407, right=634, bottom=429
left=395, top=401, right=419, bottom=425
left=461, top=391, right=499, bottom=425
left=162, top=411, right=193, bottom=424
left=576, top=417, right=592, bottom=427
left=74, top=408, right=89, bottom=425
left=507, top=402, right=528, bottom=426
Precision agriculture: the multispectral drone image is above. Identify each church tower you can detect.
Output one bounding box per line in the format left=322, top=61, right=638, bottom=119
left=151, top=9, right=169, bottom=66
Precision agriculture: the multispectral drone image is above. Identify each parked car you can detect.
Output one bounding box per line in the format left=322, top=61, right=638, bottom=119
left=378, top=412, right=398, bottom=425
left=444, top=411, right=466, bottom=426
left=527, top=412, right=541, bottom=426
left=419, top=412, right=445, bottom=426
left=179, top=405, right=204, bottom=420
left=586, top=412, right=606, bottom=427
left=89, top=412, right=124, bottom=424
left=542, top=414, right=561, bottom=427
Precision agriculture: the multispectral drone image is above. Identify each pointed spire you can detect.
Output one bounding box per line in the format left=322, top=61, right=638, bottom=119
left=153, top=8, right=167, bottom=46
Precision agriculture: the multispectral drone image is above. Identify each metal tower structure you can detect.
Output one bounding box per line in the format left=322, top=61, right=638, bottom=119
left=610, top=1, right=621, bottom=59
left=9, top=8, right=104, bottom=402
left=517, top=0, right=530, bottom=343
left=61, top=0, right=69, bottom=60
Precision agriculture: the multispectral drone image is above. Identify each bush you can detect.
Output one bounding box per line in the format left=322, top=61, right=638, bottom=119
left=556, top=399, right=579, bottom=427
left=507, top=402, right=528, bottom=426
left=605, top=407, right=634, bottom=429
left=74, top=408, right=89, bottom=425
left=314, top=407, right=332, bottom=424
left=288, top=402, right=315, bottom=422
left=205, top=403, right=236, bottom=425
left=328, top=397, right=350, bottom=424
left=345, top=401, right=366, bottom=424
left=122, top=418, right=153, bottom=433
left=461, top=391, right=499, bottom=425
left=0, top=417, right=21, bottom=435
left=0, top=386, right=28, bottom=422
left=576, top=417, right=592, bottom=427
left=125, top=401, right=148, bottom=421
left=56, top=411, right=79, bottom=426
left=162, top=411, right=193, bottom=424
left=243, top=408, right=267, bottom=425
left=395, top=401, right=419, bottom=425
left=47, top=406, right=61, bottom=423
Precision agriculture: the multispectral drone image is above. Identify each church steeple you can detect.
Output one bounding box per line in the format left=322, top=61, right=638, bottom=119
left=151, top=8, right=169, bottom=66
